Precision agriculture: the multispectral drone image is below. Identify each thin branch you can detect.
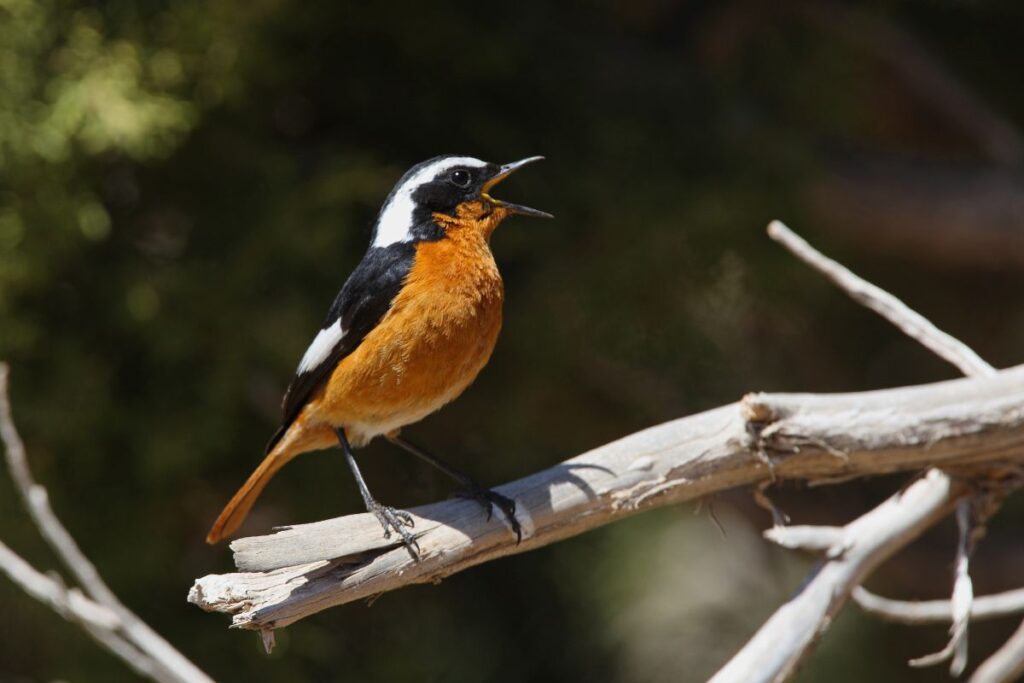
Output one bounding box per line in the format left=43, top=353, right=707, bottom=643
left=711, top=470, right=966, bottom=683
left=189, top=365, right=1024, bottom=630
left=970, top=617, right=1024, bottom=683
left=0, top=364, right=213, bottom=683
left=0, top=539, right=120, bottom=631
left=764, top=526, right=844, bottom=555
left=908, top=501, right=973, bottom=675
left=853, top=586, right=1024, bottom=624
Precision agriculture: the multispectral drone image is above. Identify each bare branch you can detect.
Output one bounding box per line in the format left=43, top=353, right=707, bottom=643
left=854, top=586, right=1024, bottom=624
left=763, top=526, right=845, bottom=556
left=0, top=364, right=213, bottom=683
left=970, top=618, right=1024, bottom=683
left=773, top=217, right=1024, bottom=676
left=711, top=221, right=1003, bottom=682
left=189, top=365, right=1024, bottom=630
left=712, top=470, right=966, bottom=683
left=908, top=501, right=973, bottom=675
left=0, top=539, right=120, bottom=631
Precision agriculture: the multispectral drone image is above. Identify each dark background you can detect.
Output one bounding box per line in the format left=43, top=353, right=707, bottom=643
left=2, top=1, right=1023, bottom=681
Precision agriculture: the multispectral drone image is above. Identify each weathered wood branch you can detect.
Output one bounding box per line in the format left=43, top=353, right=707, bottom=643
left=189, top=363, right=1024, bottom=631
left=712, top=221, right=1013, bottom=682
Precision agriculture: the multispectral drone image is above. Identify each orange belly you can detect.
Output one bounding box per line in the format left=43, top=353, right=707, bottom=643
left=305, top=231, right=504, bottom=446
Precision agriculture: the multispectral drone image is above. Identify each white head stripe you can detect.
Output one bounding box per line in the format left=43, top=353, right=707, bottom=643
left=297, top=319, right=344, bottom=374
left=372, top=156, right=487, bottom=248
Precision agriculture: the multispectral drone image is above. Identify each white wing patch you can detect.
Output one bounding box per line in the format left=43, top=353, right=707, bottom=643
left=372, top=156, right=487, bottom=248
left=297, top=319, right=345, bottom=374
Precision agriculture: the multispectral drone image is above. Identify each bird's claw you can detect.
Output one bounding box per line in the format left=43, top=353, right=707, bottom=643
left=368, top=502, right=420, bottom=559
left=453, top=486, right=522, bottom=543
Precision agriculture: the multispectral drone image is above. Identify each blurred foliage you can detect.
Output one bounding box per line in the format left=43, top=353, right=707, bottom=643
left=0, top=0, right=254, bottom=350
left=1, top=1, right=1023, bottom=681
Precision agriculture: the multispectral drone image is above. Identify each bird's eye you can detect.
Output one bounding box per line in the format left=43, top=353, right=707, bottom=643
left=449, top=169, right=472, bottom=188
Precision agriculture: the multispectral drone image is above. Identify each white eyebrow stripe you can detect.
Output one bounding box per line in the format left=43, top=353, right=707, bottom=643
left=372, top=156, right=487, bottom=248
left=297, top=319, right=345, bottom=374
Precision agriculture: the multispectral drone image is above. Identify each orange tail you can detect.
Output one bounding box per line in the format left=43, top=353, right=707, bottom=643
left=205, top=446, right=295, bottom=544
left=206, top=421, right=336, bottom=544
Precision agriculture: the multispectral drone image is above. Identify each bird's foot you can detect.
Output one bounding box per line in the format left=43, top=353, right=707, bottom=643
left=453, top=485, right=522, bottom=543
left=367, top=501, right=420, bottom=560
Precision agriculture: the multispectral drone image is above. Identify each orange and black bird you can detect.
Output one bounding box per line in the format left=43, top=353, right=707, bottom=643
left=206, top=155, right=550, bottom=555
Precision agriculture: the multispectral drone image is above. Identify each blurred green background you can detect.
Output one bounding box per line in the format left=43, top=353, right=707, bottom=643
left=2, top=1, right=1023, bottom=681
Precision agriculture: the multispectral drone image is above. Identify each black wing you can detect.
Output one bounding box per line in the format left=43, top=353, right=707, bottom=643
left=265, top=242, right=416, bottom=454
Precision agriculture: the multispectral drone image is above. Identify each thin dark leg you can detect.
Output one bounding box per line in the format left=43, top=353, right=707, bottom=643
left=337, top=429, right=420, bottom=559
left=386, top=434, right=521, bottom=542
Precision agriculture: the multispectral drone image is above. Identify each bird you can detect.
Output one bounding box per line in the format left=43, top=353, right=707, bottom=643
left=205, top=155, right=551, bottom=555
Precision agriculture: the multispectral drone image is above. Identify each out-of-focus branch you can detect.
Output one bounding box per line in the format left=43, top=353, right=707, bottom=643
left=0, top=364, right=213, bottom=683
left=808, top=162, right=1024, bottom=271
left=795, top=0, right=1024, bottom=270
left=854, top=586, right=1024, bottom=624
left=0, top=539, right=120, bottom=631
left=711, top=221, right=1009, bottom=682
left=794, top=0, right=1024, bottom=165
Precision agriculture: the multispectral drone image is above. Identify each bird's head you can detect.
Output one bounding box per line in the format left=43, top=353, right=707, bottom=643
left=371, top=155, right=551, bottom=247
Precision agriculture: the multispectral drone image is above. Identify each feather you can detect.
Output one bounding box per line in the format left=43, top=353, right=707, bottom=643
left=266, top=241, right=416, bottom=453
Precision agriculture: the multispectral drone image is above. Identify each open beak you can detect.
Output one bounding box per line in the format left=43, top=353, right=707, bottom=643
left=481, top=156, right=553, bottom=219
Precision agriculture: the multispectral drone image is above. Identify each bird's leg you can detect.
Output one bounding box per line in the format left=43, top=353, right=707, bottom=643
left=336, top=429, right=420, bottom=559
left=386, top=434, right=521, bottom=542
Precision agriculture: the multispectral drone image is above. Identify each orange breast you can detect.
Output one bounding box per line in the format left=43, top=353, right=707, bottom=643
left=309, top=226, right=504, bottom=445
